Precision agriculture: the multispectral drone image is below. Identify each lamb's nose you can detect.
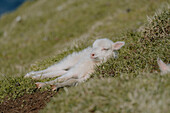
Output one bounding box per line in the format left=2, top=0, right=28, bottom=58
left=91, top=54, right=95, bottom=57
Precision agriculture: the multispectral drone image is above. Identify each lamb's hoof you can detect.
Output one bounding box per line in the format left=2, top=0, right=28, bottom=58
left=24, top=73, right=30, bottom=78
left=35, top=82, right=45, bottom=89
left=24, top=71, right=35, bottom=78
left=51, top=85, right=57, bottom=91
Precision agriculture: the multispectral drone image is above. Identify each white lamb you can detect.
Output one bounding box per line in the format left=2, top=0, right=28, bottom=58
left=25, top=38, right=125, bottom=90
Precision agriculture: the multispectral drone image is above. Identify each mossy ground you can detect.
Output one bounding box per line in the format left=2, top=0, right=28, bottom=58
left=0, top=0, right=169, bottom=112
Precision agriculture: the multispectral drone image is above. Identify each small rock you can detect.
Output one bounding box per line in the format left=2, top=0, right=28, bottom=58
left=16, top=16, right=22, bottom=22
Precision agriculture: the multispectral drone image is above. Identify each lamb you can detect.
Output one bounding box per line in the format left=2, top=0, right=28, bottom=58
left=25, top=38, right=125, bottom=90
left=157, top=58, right=170, bottom=75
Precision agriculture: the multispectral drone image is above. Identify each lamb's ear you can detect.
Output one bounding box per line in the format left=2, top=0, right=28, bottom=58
left=112, top=41, right=125, bottom=50
left=157, top=58, right=169, bottom=73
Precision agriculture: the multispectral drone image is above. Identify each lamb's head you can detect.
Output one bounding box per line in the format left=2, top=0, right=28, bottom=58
left=90, top=38, right=125, bottom=62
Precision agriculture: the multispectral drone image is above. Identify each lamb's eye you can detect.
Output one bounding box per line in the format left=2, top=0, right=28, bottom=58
left=102, top=48, right=109, bottom=51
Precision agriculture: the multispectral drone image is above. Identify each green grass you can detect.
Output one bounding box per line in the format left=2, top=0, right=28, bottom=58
left=42, top=73, right=170, bottom=113
left=0, top=0, right=170, bottom=112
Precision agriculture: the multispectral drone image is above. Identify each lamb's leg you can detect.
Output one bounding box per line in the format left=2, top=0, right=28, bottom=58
left=51, top=78, right=79, bottom=91
left=35, top=72, right=77, bottom=88
left=25, top=69, right=49, bottom=78
left=25, top=50, right=83, bottom=78
left=51, top=74, right=91, bottom=91
left=24, top=65, right=62, bottom=78
left=31, top=70, right=67, bottom=80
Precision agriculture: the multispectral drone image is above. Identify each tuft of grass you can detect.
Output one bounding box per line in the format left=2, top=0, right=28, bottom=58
left=143, top=9, right=170, bottom=39
left=0, top=76, right=36, bottom=102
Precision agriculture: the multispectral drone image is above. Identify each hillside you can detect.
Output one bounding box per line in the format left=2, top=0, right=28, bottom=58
left=0, top=0, right=169, bottom=113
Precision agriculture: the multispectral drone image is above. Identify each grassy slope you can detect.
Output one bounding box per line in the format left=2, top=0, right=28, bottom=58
left=42, top=74, right=170, bottom=113
left=0, top=0, right=169, bottom=112
left=41, top=8, right=170, bottom=113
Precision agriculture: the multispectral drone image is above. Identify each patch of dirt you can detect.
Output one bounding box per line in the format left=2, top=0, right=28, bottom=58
left=0, top=91, right=57, bottom=113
